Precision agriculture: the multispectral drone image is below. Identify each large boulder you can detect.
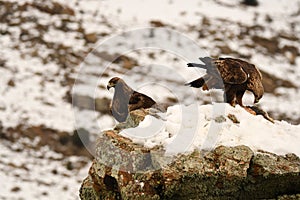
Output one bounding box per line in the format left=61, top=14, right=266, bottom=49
left=79, top=109, right=300, bottom=200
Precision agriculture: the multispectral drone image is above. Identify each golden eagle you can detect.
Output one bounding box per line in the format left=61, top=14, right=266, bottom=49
left=107, top=77, right=157, bottom=122
left=186, top=57, right=264, bottom=107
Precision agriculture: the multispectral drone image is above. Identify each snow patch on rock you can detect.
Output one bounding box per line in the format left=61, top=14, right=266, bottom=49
left=120, top=103, right=300, bottom=157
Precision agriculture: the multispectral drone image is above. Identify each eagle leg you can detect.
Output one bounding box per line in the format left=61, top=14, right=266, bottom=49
left=236, top=90, right=245, bottom=107
left=224, top=89, right=236, bottom=107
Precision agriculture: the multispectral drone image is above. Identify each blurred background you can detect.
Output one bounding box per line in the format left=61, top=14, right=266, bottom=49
left=0, top=0, right=300, bottom=199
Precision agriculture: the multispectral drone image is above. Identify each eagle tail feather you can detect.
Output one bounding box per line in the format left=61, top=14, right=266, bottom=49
left=187, top=63, right=206, bottom=68
left=185, top=78, right=205, bottom=88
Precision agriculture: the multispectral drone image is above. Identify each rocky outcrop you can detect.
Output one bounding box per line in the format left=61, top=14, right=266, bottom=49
left=80, top=111, right=300, bottom=200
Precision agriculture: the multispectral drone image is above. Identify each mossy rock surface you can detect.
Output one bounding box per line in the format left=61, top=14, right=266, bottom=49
left=79, top=110, right=300, bottom=200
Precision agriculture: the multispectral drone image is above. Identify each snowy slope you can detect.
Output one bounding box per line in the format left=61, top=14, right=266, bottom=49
left=2, top=0, right=299, bottom=132
left=0, top=139, right=90, bottom=200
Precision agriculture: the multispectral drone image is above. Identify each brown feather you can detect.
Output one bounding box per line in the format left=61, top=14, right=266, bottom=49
left=107, top=77, right=156, bottom=122
left=187, top=57, right=264, bottom=106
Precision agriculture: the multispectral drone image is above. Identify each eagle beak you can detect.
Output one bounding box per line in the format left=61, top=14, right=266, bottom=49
left=107, top=82, right=115, bottom=90
left=254, top=96, right=261, bottom=104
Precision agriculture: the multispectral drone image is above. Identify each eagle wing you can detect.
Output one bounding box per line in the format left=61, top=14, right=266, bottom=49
left=128, top=91, right=156, bottom=111
left=213, top=58, right=248, bottom=85
left=111, top=95, right=130, bottom=122
left=111, top=83, right=132, bottom=122
left=109, top=78, right=158, bottom=122
left=186, top=57, right=264, bottom=106
left=188, top=57, right=248, bottom=87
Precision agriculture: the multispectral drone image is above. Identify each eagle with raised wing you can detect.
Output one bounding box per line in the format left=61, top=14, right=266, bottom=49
left=186, top=57, right=264, bottom=107
left=107, top=77, right=157, bottom=122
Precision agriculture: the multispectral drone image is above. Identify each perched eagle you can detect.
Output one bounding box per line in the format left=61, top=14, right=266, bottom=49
left=107, top=77, right=157, bottom=122
left=186, top=57, right=264, bottom=107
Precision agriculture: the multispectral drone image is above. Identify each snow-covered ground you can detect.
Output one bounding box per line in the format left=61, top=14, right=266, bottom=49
left=0, top=138, right=90, bottom=200
left=1, top=0, right=300, bottom=199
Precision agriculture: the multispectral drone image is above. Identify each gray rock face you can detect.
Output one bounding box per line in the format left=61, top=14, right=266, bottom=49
left=79, top=110, right=300, bottom=200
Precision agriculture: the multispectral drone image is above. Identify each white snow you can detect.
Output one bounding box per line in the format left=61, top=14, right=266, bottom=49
left=0, top=140, right=90, bottom=200
left=120, top=103, right=300, bottom=157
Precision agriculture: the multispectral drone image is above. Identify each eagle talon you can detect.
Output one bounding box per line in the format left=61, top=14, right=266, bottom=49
left=244, top=106, right=256, bottom=115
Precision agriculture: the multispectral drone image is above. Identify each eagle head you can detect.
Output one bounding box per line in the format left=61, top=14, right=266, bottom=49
left=107, top=77, right=121, bottom=90
left=253, top=83, right=264, bottom=104
left=248, top=78, right=264, bottom=104
left=254, top=93, right=263, bottom=103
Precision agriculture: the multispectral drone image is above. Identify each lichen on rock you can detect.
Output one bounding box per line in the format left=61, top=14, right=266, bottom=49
left=79, top=108, right=300, bottom=200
